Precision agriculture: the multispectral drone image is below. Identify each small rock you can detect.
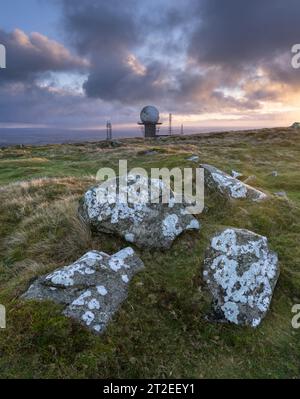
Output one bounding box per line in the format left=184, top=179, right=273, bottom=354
left=22, top=248, right=144, bottom=334
left=275, top=191, right=288, bottom=199
left=79, top=175, right=201, bottom=249
left=187, top=155, right=199, bottom=162
left=201, top=164, right=267, bottom=201
left=291, top=122, right=300, bottom=129
left=110, top=140, right=123, bottom=148
left=271, top=171, right=278, bottom=177
left=142, top=150, right=158, bottom=156
left=203, top=228, right=279, bottom=327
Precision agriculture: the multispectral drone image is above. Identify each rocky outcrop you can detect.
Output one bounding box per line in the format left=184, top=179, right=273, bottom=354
left=203, top=228, right=279, bottom=327
left=22, top=248, right=144, bottom=334
left=201, top=164, right=267, bottom=201
left=79, top=175, right=200, bottom=249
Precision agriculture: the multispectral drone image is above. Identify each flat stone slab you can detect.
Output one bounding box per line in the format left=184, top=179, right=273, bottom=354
left=201, top=164, right=267, bottom=201
left=203, top=228, right=279, bottom=327
left=22, top=248, right=144, bottom=334
left=79, top=175, right=200, bottom=249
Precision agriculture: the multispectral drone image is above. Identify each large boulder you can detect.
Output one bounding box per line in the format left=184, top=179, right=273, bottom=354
left=79, top=175, right=200, bottom=249
left=203, top=228, right=279, bottom=327
left=201, top=164, right=267, bottom=201
left=22, top=248, right=144, bottom=334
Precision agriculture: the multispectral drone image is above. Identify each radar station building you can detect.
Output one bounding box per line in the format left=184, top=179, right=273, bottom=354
left=138, top=105, right=162, bottom=138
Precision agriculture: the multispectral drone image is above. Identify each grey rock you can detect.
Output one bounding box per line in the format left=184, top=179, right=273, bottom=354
left=187, top=155, right=199, bottom=162
left=291, top=122, right=300, bottom=129
left=201, top=164, right=267, bottom=201
left=79, top=175, right=201, bottom=249
left=203, top=228, right=279, bottom=327
left=271, top=171, right=278, bottom=177
left=22, top=248, right=144, bottom=334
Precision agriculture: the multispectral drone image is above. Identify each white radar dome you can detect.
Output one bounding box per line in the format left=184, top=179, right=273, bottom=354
left=140, top=105, right=160, bottom=124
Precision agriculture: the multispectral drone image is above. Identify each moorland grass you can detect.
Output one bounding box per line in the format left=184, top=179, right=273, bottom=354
left=0, top=127, right=299, bottom=378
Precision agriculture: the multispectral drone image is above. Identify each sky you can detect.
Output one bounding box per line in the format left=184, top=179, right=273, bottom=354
left=1, top=0, right=300, bottom=140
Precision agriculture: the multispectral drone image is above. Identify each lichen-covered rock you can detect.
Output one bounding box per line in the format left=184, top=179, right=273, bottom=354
left=201, top=164, right=267, bottom=201
left=203, top=228, right=279, bottom=327
left=79, top=175, right=200, bottom=249
left=22, top=248, right=144, bottom=334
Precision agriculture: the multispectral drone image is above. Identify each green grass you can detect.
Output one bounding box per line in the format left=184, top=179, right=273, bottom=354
left=0, top=127, right=300, bottom=378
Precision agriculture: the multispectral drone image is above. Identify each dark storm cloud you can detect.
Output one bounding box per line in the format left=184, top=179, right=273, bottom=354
left=0, top=28, right=87, bottom=84
left=189, top=0, right=300, bottom=66
left=60, top=0, right=194, bottom=104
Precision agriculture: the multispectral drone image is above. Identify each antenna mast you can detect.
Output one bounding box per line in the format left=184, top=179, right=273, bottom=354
left=106, top=121, right=112, bottom=141
left=169, top=113, right=172, bottom=136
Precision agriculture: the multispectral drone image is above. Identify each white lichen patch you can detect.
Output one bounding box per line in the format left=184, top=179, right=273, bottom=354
left=46, top=252, right=102, bottom=287
left=162, top=214, right=183, bottom=239
left=221, top=301, right=239, bottom=324
left=186, top=219, right=200, bottom=230
left=93, top=324, right=102, bottom=332
left=97, top=285, right=108, bottom=296
left=109, top=247, right=134, bottom=272
left=82, top=311, right=94, bottom=326
left=204, top=228, right=279, bottom=327
left=125, top=233, right=135, bottom=243
left=71, top=290, right=92, bottom=306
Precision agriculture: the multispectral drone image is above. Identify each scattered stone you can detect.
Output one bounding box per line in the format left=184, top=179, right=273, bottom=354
left=79, top=175, right=200, bottom=249
left=231, top=170, right=243, bottom=179
left=275, top=191, right=288, bottom=199
left=201, top=164, right=267, bottom=201
left=22, top=248, right=144, bottom=334
left=187, top=155, right=199, bottom=162
left=291, top=122, right=300, bottom=129
left=110, top=140, right=123, bottom=148
left=203, top=228, right=279, bottom=327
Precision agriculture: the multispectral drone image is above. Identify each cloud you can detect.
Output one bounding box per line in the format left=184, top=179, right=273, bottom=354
left=59, top=0, right=194, bottom=104
left=0, top=28, right=88, bottom=84
left=1, top=0, right=300, bottom=132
